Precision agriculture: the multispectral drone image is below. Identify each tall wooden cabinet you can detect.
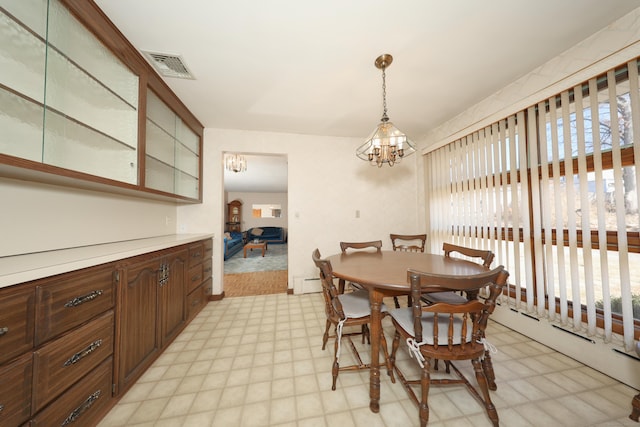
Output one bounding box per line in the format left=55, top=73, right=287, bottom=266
left=0, top=237, right=212, bottom=426
left=226, top=200, right=242, bottom=232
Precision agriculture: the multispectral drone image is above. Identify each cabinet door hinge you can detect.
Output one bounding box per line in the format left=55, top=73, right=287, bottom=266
left=112, top=383, right=116, bottom=394
left=114, top=271, right=120, bottom=283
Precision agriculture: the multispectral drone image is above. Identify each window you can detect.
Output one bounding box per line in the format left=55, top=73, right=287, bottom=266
left=425, top=59, right=640, bottom=351
left=251, top=204, right=282, bottom=218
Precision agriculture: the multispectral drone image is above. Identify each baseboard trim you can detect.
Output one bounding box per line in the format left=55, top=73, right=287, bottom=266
left=209, top=292, right=224, bottom=301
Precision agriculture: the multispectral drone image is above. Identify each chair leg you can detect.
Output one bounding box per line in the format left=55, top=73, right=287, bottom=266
left=390, top=330, right=400, bottom=371
left=393, top=296, right=401, bottom=309
left=482, top=350, right=497, bottom=390
left=361, top=324, right=370, bottom=344
left=419, top=359, right=431, bottom=427
left=331, top=331, right=340, bottom=391
left=322, top=319, right=331, bottom=350
left=472, top=358, right=499, bottom=427
left=631, top=392, right=640, bottom=421
left=379, top=328, right=395, bottom=383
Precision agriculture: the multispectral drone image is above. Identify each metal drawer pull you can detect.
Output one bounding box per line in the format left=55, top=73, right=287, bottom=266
left=158, top=264, right=170, bottom=287
left=192, top=251, right=201, bottom=258
left=0, top=404, right=4, bottom=412
left=63, top=339, right=103, bottom=367
left=64, top=290, right=103, bottom=308
left=60, top=390, right=101, bottom=426
left=0, top=327, right=8, bottom=337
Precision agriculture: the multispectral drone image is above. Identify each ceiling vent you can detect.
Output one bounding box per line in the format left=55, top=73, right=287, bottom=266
left=142, top=51, right=195, bottom=79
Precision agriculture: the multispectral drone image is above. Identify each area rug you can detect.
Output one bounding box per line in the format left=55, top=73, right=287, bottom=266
left=224, top=270, right=288, bottom=297
left=223, top=243, right=287, bottom=274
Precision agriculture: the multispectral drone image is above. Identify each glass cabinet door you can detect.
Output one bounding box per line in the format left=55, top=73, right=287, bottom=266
left=43, top=0, right=139, bottom=184
left=146, top=88, right=200, bottom=198
left=0, top=0, right=48, bottom=161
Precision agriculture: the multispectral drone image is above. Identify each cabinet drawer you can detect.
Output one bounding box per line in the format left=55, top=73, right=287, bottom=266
left=187, top=285, right=205, bottom=321
left=35, top=265, right=115, bottom=345
left=0, top=353, right=32, bottom=427
left=187, top=264, right=203, bottom=294
left=203, top=238, right=213, bottom=259
left=33, top=311, right=114, bottom=411
left=188, top=242, right=204, bottom=268
left=202, top=257, right=212, bottom=281
left=31, top=357, right=113, bottom=427
left=0, top=286, right=35, bottom=365
left=203, top=277, right=212, bottom=297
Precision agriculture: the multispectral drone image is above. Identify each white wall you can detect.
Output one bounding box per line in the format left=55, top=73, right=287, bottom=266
left=1, top=177, right=177, bottom=257
left=418, top=8, right=640, bottom=389
left=178, top=128, right=420, bottom=296
left=226, top=191, right=288, bottom=230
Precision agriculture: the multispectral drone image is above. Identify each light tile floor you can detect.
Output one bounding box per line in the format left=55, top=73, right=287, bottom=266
left=99, top=293, right=639, bottom=427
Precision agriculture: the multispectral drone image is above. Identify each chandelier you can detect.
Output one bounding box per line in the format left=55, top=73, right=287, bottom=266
left=356, top=54, right=416, bottom=167
left=225, top=154, right=247, bottom=173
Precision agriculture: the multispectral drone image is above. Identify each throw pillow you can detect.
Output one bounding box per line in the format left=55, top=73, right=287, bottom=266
left=224, top=232, right=231, bottom=239
left=252, top=228, right=264, bottom=236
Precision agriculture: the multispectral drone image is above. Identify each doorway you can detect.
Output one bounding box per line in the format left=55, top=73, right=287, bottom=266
left=222, top=153, right=288, bottom=297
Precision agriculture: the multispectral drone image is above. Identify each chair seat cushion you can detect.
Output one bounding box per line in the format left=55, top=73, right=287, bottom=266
left=338, top=289, right=387, bottom=319
left=390, top=308, right=472, bottom=345
left=423, top=291, right=468, bottom=304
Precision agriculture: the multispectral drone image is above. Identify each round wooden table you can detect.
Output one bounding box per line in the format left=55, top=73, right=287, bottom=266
left=326, top=250, right=488, bottom=413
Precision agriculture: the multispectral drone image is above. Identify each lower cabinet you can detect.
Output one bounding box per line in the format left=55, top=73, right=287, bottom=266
left=0, top=263, right=115, bottom=426
left=0, top=237, right=212, bottom=424
left=161, top=249, right=188, bottom=347
left=116, top=256, right=161, bottom=394
left=115, top=247, right=188, bottom=394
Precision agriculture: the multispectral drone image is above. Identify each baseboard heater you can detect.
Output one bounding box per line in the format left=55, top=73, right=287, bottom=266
left=297, top=277, right=321, bottom=294
left=551, top=324, right=595, bottom=344
left=613, top=348, right=640, bottom=361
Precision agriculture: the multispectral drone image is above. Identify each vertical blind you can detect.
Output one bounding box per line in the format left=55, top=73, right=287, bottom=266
left=425, top=58, right=640, bottom=352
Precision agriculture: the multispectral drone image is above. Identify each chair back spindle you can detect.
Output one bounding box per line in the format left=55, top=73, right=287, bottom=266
left=390, top=234, right=427, bottom=253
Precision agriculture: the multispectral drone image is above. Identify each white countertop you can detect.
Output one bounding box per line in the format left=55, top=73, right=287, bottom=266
left=0, top=233, right=214, bottom=289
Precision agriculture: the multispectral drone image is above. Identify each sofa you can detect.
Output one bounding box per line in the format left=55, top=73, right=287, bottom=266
left=246, top=227, right=287, bottom=244
left=223, top=231, right=244, bottom=260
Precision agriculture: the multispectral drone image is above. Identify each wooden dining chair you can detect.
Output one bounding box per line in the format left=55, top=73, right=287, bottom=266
left=339, top=240, right=383, bottom=253
left=422, top=243, right=497, bottom=378
left=389, top=266, right=509, bottom=427
left=390, top=233, right=426, bottom=253
left=389, top=234, right=427, bottom=308
left=338, top=240, right=383, bottom=293
left=312, top=249, right=394, bottom=390
left=423, top=242, right=495, bottom=305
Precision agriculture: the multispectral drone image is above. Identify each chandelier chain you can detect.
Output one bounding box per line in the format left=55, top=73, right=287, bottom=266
left=381, top=67, right=388, bottom=122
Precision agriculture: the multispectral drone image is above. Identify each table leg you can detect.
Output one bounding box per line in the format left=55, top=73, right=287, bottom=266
left=243, top=247, right=248, bottom=258
left=368, top=288, right=383, bottom=413
left=631, top=392, right=640, bottom=421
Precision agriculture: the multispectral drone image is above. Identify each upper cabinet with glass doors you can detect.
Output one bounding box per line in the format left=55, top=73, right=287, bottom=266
left=146, top=89, right=200, bottom=199
left=0, top=0, right=203, bottom=202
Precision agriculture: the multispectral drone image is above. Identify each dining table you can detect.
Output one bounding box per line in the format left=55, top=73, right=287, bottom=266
left=326, top=250, right=489, bottom=413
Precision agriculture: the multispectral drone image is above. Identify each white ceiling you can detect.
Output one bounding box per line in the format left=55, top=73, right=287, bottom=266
left=95, top=0, right=640, bottom=192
